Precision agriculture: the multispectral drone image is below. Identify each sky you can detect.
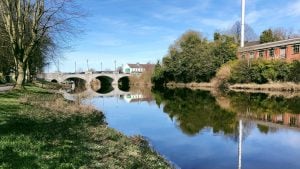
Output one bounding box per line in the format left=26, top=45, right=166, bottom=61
left=50, top=0, right=300, bottom=72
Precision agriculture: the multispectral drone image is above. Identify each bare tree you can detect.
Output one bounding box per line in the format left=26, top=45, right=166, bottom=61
left=0, top=0, right=82, bottom=89
left=272, top=27, right=300, bottom=40
left=224, top=21, right=257, bottom=43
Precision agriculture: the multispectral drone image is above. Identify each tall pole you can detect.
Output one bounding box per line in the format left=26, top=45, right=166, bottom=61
left=238, top=119, right=243, bottom=169
left=87, top=59, right=89, bottom=72
left=75, top=61, right=76, bottom=73
left=101, top=62, right=103, bottom=72
left=114, top=60, right=116, bottom=72
left=58, top=59, right=60, bottom=72
left=241, top=0, right=245, bottom=48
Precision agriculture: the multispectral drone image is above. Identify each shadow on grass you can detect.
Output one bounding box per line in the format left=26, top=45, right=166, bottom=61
left=0, top=109, right=105, bottom=168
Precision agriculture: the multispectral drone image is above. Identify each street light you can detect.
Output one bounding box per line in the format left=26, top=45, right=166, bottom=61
left=114, top=60, right=116, bottom=72
left=86, top=59, right=89, bottom=72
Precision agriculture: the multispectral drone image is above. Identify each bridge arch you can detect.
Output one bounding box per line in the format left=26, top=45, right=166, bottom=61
left=63, top=77, right=87, bottom=93
left=51, top=79, right=58, bottom=83
left=118, top=76, right=130, bottom=91
left=92, top=75, right=114, bottom=94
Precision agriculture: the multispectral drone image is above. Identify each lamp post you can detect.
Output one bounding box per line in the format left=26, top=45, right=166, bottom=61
left=114, top=60, right=116, bottom=73
left=87, top=59, right=89, bottom=72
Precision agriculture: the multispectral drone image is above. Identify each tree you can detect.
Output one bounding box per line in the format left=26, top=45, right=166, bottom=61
left=273, top=28, right=300, bottom=40
left=259, top=29, right=280, bottom=43
left=259, top=28, right=300, bottom=44
left=161, top=30, right=216, bottom=83
left=225, top=21, right=257, bottom=43
left=212, top=33, right=238, bottom=67
left=0, top=0, right=81, bottom=89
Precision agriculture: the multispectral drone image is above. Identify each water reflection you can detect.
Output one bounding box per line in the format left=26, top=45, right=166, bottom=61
left=86, top=87, right=300, bottom=169
left=153, top=88, right=237, bottom=135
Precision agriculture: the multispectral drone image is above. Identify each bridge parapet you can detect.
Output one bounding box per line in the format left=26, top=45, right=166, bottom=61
left=39, top=72, right=130, bottom=87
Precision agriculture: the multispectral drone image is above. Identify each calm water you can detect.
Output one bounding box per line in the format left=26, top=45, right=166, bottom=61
left=82, top=88, right=300, bottom=169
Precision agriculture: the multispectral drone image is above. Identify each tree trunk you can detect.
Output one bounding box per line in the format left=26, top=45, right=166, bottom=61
left=26, top=60, right=31, bottom=83
left=14, top=62, right=25, bottom=89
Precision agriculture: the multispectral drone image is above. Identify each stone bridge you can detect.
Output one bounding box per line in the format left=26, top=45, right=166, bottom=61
left=37, top=72, right=130, bottom=86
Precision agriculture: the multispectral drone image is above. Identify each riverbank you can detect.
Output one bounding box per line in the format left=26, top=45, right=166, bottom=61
left=229, top=82, right=300, bottom=92
left=166, top=81, right=300, bottom=93
left=0, top=84, right=171, bottom=168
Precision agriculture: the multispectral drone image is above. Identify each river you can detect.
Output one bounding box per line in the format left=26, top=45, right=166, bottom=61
left=77, top=87, right=300, bottom=169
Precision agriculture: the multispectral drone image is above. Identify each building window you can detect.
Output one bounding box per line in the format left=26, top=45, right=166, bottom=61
left=294, top=44, right=300, bottom=54
left=249, top=52, right=254, bottom=59
left=269, top=48, right=275, bottom=57
left=259, top=51, right=263, bottom=57
left=241, top=53, right=245, bottom=59
left=280, top=47, right=286, bottom=58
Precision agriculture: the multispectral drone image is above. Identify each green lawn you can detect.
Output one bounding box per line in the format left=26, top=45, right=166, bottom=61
left=0, top=85, right=170, bottom=169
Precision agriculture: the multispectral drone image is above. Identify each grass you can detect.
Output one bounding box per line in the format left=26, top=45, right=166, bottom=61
left=0, top=85, right=171, bottom=169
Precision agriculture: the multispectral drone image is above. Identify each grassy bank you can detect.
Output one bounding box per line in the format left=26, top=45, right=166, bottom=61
left=229, top=82, right=300, bottom=92
left=0, top=85, right=171, bottom=169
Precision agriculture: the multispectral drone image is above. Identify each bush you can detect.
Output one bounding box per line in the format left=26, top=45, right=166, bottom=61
left=230, top=60, right=295, bottom=84
left=229, top=60, right=252, bottom=83
left=289, top=61, right=300, bottom=83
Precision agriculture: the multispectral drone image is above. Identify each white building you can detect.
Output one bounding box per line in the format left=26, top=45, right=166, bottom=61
left=123, top=63, right=155, bottom=74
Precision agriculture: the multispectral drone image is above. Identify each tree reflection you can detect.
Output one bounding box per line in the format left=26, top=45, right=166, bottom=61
left=152, top=87, right=300, bottom=136
left=152, top=88, right=237, bottom=136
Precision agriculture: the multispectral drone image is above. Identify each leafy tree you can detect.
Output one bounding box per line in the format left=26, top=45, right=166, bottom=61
left=151, top=61, right=166, bottom=87
left=212, top=33, right=238, bottom=67
left=160, top=30, right=216, bottom=83
left=259, top=29, right=280, bottom=43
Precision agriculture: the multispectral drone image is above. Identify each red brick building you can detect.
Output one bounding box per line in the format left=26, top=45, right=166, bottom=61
left=238, top=38, right=300, bottom=61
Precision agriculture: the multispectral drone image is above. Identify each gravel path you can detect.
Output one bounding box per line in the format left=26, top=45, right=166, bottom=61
left=0, top=86, right=13, bottom=92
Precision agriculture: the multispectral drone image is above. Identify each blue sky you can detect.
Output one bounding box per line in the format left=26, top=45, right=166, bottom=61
left=50, top=0, right=300, bottom=72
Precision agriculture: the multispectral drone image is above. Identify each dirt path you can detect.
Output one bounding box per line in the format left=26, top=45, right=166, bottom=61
left=0, top=86, right=13, bottom=92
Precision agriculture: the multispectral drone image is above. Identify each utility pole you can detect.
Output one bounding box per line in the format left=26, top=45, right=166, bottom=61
left=101, top=62, right=103, bottom=72
left=241, top=0, right=245, bottom=48
left=75, top=61, right=76, bottom=73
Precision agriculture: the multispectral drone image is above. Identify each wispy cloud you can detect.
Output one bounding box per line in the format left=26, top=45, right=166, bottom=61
left=199, top=17, right=238, bottom=29
left=284, top=0, right=300, bottom=16
left=151, top=0, right=212, bottom=21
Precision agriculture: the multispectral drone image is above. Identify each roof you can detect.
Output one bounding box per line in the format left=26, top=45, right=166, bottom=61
left=239, top=38, right=300, bottom=52
left=244, top=41, right=260, bottom=47
left=127, top=63, right=155, bottom=70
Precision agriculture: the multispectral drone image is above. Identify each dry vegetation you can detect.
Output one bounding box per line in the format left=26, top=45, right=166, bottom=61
left=229, top=82, right=300, bottom=92
left=0, top=85, right=171, bottom=168
left=130, top=69, right=154, bottom=87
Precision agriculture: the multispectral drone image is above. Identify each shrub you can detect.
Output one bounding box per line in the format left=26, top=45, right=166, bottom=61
left=289, top=61, right=300, bottom=83
left=229, top=60, right=252, bottom=83
left=230, top=59, right=295, bottom=84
